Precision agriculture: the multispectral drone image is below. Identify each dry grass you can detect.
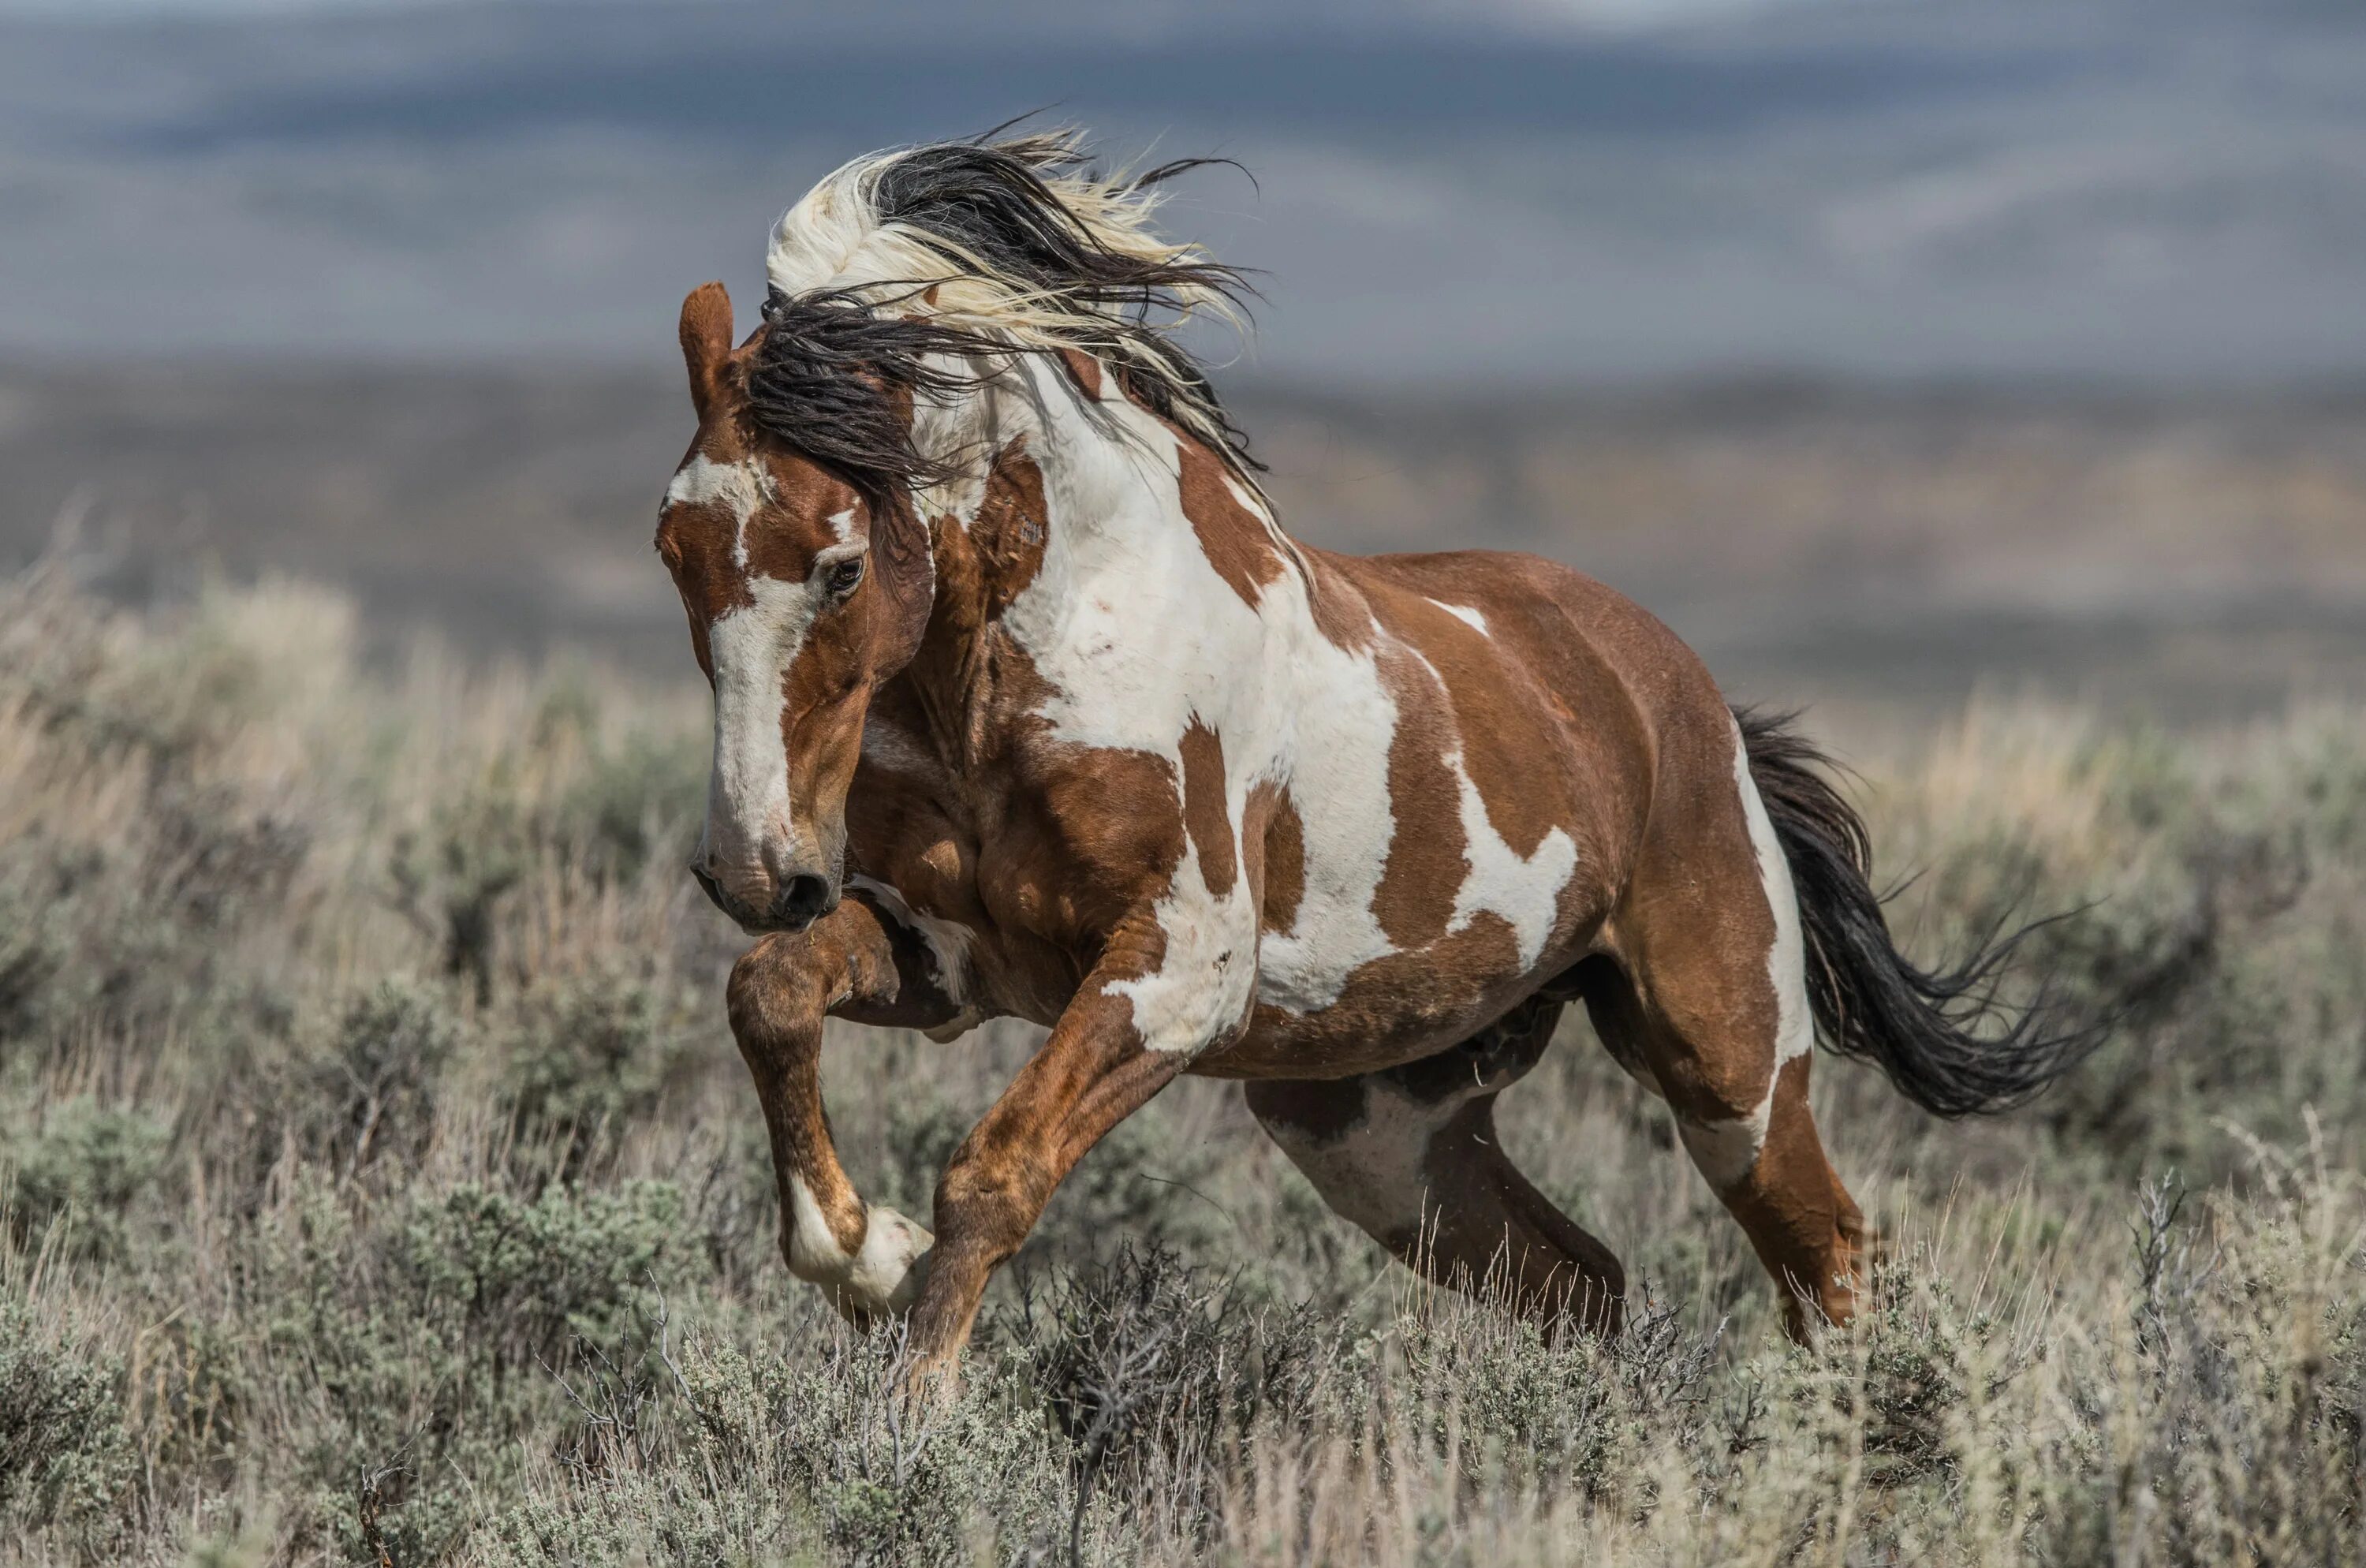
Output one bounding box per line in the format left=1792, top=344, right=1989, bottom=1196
left=2, top=562, right=2364, bottom=1565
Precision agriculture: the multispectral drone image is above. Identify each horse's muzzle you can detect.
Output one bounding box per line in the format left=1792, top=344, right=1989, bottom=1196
left=691, top=864, right=838, bottom=934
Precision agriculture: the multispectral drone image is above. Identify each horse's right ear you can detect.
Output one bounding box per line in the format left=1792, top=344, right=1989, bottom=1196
left=679, top=282, right=733, bottom=420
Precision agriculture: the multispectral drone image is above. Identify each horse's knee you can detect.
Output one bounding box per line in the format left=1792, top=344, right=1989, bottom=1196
left=726, top=928, right=853, bottom=1044
left=929, top=1143, right=1045, bottom=1265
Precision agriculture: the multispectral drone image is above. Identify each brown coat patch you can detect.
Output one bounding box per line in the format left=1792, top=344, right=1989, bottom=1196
left=1252, top=781, right=1305, bottom=936
left=1055, top=346, right=1104, bottom=400
left=1368, top=644, right=1469, bottom=949
left=1177, top=718, right=1237, bottom=898
left=968, top=440, right=1051, bottom=611
left=1174, top=436, right=1286, bottom=607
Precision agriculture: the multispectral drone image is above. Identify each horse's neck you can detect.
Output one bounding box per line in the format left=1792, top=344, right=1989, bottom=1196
left=893, top=360, right=1252, bottom=767
left=979, top=357, right=1192, bottom=558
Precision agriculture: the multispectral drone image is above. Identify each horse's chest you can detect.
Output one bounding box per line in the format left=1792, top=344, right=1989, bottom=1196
left=847, top=805, right=1080, bottom=1030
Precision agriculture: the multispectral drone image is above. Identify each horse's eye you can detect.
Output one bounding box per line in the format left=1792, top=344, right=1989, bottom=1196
left=825, top=555, right=865, bottom=599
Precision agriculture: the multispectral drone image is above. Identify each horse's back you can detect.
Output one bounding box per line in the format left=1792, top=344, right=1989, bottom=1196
left=1330, top=543, right=1738, bottom=831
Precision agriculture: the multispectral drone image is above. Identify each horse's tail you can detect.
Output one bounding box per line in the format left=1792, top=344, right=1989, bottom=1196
left=1735, top=706, right=2095, bottom=1118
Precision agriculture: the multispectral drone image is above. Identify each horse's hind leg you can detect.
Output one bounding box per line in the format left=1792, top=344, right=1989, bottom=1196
left=1585, top=726, right=1870, bottom=1339
left=1245, top=998, right=1626, bottom=1334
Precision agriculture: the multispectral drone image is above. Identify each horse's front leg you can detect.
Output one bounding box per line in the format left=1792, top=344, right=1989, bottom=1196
left=905, top=920, right=1248, bottom=1374
left=726, top=895, right=963, bottom=1324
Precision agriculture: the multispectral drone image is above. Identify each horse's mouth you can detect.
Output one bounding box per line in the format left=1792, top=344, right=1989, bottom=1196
left=691, top=864, right=836, bottom=934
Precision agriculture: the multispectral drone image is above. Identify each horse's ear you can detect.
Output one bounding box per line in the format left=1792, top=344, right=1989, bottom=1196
left=678, top=282, right=733, bottom=420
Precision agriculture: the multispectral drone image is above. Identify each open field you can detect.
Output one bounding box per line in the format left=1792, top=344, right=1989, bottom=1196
left=3, top=554, right=2365, bottom=1564
left=7, top=367, right=2366, bottom=721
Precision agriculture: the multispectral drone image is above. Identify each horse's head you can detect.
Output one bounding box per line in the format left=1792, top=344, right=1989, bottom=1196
left=659, top=281, right=931, bottom=933
left=660, top=133, right=1261, bottom=931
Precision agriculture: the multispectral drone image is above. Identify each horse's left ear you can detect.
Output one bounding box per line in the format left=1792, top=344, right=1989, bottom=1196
left=679, top=282, right=733, bottom=420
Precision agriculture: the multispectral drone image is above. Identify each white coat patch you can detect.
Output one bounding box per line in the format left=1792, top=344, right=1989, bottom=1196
left=1102, top=824, right=1258, bottom=1055
left=784, top=1174, right=932, bottom=1317
left=1442, top=749, right=1577, bottom=969
left=1429, top=599, right=1489, bottom=636
left=666, top=455, right=772, bottom=569
left=978, top=357, right=1403, bottom=1032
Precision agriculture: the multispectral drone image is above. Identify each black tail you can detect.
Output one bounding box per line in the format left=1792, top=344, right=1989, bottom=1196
left=1734, top=707, right=2096, bottom=1118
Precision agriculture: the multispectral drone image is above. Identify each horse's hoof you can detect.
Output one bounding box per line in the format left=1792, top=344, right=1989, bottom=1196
left=828, top=1204, right=934, bottom=1326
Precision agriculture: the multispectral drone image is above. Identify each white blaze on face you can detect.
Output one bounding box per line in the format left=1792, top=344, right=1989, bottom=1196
left=702, top=575, right=832, bottom=877
left=1676, top=724, right=1817, bottom=1192
left=668, top=454, right=771, bottom=569
left=670, top=454, right=866, bottom=885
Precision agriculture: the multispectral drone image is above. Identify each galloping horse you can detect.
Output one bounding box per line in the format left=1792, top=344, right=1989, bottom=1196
left=655, top=131, right=2079, bottom=1373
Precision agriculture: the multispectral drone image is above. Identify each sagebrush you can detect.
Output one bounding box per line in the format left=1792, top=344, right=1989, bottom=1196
left=2, top=563, right=2363, bottom=1564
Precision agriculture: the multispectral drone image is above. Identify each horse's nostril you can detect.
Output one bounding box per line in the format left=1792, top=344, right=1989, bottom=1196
left=774, top=874, right=832, bottom=930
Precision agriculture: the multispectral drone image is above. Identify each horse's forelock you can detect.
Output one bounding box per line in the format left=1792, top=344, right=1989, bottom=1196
left=742, top=291, right=984, bottom=510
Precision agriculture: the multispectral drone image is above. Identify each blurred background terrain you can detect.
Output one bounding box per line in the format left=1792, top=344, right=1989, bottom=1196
left=6, top=0, right=2365, bottom=721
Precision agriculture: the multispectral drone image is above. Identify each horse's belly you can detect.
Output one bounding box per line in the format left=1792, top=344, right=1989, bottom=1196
left=1195, top=906, right=1604, bottom=1081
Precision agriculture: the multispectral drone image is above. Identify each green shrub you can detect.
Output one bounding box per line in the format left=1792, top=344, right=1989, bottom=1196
left=554, top=731, right=707, bottom=883
left=2, top=1096, right=170, bottom=1260
left=397, top=1180, right=689, bottom=1371
left=0, top=1304, right=134, bottom=1555
left=502, top=971, right=699, bottom=1179
left=303, top=978, right=462, bottom=1178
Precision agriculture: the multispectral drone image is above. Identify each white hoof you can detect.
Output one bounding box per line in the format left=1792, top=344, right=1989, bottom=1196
left=837, top=1204, right=933, bottom=1320
left=786, top=1178, right=934, bottom=1320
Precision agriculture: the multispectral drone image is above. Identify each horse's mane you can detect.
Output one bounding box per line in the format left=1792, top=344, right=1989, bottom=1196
left=748, top=128, right=1261, bottom=508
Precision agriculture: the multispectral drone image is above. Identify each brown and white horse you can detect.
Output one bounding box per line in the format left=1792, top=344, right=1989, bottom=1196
left=655, top=132, right=2081, bottom=1373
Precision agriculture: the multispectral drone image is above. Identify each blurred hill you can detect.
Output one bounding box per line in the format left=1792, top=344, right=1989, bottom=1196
left=6, top=363, right=2361, bottom=719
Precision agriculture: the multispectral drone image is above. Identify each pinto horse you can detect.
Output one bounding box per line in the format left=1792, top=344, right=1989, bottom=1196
left=655, top=131, right=2081, bottom=1372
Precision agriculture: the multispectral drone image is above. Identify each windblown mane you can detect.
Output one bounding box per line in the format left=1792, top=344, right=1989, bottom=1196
left=747, top=129, right=1260, bottom=507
